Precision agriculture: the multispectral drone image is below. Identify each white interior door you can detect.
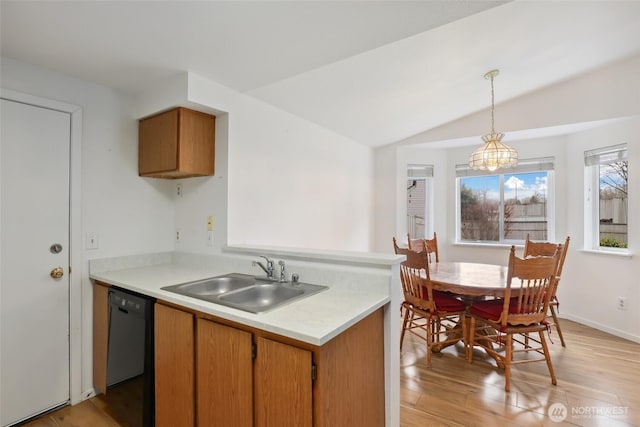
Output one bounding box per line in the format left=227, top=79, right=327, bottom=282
left=1, top=98, right=71, bottom=426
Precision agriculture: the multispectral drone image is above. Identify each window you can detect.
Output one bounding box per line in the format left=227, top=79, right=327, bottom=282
left=584, top=144, right=628, bottom=251
left=456, top=158, right=554, bottom=243
left=407, top=164, right=433, bottom=239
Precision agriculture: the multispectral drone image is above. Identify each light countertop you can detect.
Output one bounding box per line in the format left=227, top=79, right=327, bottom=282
left=89, top=252, right=394, bottom=346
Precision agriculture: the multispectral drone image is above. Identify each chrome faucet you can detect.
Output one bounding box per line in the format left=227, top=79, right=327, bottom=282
left=252, top=256, right=275, bottom=280
left=278, top=260, right=286, bottom=282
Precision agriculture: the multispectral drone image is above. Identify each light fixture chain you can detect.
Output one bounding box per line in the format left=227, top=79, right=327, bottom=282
left=469, top=68, right=517, bottom=171
left=490, top=73, right=495, bottom=135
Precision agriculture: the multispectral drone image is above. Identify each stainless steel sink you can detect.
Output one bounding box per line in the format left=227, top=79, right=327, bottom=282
left=218, top=283, right=302, bottom=313
left=162, top=273, right=256, bottom=299
left=161, top=273, right=328, bottom=313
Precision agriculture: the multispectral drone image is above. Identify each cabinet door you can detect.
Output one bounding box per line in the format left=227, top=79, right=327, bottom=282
left=138, top=107, right=215, bottom=178
left=197, top=319, right=253, bottom=427
left=92, top=283, right=109, bottom=395
left=155, top=304, right=194, bottom=427
left=178, top=108, right=215, bottom=176
left=254, top=337, right=312, bottom=427
left=139, top=109, right=179, bottom=175
left=314, top=308, right=385, bottom=427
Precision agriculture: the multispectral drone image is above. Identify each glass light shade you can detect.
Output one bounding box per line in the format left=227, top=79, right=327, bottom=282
left=468, top=133, right=518, bottom=171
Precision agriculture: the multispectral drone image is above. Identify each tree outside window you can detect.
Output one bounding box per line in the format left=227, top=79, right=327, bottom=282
left=599, top=160, right=628, bottom=248
left=585, top=144, right=628, bottom=251
left=459, top=171, right=550, bottom=243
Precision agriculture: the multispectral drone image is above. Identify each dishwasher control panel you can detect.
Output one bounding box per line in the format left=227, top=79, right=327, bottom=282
left=110, top=291, right=145, bottom=314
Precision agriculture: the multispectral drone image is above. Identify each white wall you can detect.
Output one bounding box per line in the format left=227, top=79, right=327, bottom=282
left=137, top=72, right=375, bottom=254
left=2, top=57, right=376, bottom=404
left=373, top=144, right=398, bottom=252
left=563, top=119, right=640, bottom=341
left=1, top=56, right=177, bottom=398
left=373, top=146, right=449, bottom=254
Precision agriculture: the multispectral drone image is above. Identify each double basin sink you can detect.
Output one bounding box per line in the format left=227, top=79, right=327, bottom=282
left=161, top=273, right=328, bottom=313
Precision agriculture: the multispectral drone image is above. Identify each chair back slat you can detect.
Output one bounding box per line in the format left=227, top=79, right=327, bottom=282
left=424, top=233, right=439, bottom=263
left=501, top=245, right=561, bottom=327
left=523, top=238, right=558, bottom=258
left=523, top=234, right=570, bottom=296
left=555, top=236, right=570, bottom=278
left=399, top=250, right=436, bottom=312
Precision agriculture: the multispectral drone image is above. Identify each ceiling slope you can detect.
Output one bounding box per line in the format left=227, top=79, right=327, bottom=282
left=2, top=1, right=639, bottom=147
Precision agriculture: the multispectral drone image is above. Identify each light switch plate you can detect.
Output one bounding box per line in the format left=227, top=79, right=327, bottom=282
left=86, top=233, right=99, bottom=250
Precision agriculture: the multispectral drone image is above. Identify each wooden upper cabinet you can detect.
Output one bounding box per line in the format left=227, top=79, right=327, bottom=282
left=138, top=107, right=215, bottom=179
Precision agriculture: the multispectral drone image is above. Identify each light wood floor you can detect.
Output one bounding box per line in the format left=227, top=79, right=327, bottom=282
left=22, top=377, right=142, bottom=427
left=401, top=320, right=640, bottom=427
left=21, top=320, right=639, bottom=427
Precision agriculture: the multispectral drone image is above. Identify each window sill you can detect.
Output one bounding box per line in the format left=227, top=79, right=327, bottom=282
left=453, top=241, right=524, bottom=250
left=580, top=248, right=633, bottom=259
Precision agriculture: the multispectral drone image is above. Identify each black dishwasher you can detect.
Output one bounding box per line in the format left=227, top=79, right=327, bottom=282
left=107, top=287, right=155, bottom=427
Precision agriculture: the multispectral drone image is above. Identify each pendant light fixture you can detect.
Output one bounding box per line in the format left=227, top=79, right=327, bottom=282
left=468, top=69, right=517, bottom=171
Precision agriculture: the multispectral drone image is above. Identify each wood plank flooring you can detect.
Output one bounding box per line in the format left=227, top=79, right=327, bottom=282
left=401, top=320, right=640, bottom=427
left=21, top=378, right=142, bottom=427
left=20, top=320, right=639, bottom=427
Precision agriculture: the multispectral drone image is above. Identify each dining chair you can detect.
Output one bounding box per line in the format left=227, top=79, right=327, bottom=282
left=406, top=233, right=421, bottom=251
left=393, top=237, right=421, bottom=333
left=466, top=245, right=561, bottom=392
left=399, top=250, right=466, bottom=367
left=407, top=232, right=439, bottom=263
left=523, top=234, right=570, bottom=346
left=392, top=236, right=408, bottom=254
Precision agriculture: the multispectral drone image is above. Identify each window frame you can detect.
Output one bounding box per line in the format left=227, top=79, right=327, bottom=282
left=406, top=164, right=434, bottom=239
left=584, top=143, right=628, bottom=254
left=455, top=157, right=555, bottom=245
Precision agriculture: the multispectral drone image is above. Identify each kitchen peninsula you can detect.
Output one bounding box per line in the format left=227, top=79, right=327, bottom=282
left=90, top=246, right=403, bottom=427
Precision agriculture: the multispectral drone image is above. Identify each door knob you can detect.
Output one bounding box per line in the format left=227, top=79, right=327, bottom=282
left=50, top=267, right=64, bottom=279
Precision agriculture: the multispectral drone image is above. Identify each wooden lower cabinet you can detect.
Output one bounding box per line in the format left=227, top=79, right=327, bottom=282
left=314, top=308, right=385, bottom=427
left=152, top=302, right=384, bottom=427
left=92, top=282, right=109, bottom=396
left=196, top=318, right=253, bottom=427
left=254, top=337, right=313, bottom=427
left=155, top=303, right=195, bottom=427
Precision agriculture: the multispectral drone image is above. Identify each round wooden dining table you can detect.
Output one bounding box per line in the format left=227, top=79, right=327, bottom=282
left=426, top=261, right=509, bottom=356
left=428, top=261, right=509, bottom=298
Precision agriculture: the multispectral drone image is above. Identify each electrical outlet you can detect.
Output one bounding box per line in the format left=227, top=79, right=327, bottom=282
left=176, top=229, right=182, bottom=242
left=176, top=183, right=183, bottom=197
left=617, top=297, right=627, bottom=310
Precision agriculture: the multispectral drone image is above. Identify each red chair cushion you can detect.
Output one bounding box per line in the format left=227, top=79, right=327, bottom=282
left=432, top=290, right=465, bottom=312
left=468, top=297, right=519, bottom=321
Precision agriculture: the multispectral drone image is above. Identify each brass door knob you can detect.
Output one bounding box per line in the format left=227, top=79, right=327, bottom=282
left=50, top=267, right=64, bottom=279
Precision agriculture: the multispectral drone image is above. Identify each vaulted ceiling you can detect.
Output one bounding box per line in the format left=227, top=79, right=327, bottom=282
left=2, top=1, right=640, bottom=147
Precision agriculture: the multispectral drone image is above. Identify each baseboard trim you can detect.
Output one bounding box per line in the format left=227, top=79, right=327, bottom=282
left=560, top=313, right=640, bottom=343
